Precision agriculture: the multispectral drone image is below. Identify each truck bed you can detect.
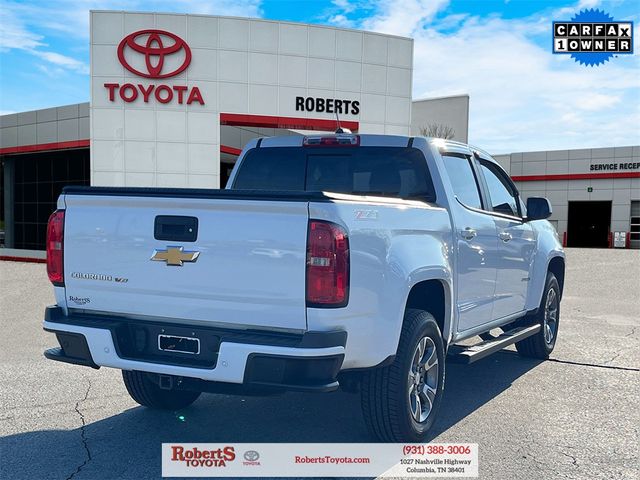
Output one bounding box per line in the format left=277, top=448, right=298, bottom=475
left=60, top=186, right=328, bottom=332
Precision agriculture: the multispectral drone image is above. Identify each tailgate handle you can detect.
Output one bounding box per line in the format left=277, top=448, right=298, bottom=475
left=154, top=216, right=198, bottom=242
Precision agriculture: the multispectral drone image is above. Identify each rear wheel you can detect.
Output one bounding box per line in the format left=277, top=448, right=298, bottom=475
left=122, top=370, right=201, bottom=409
left=516, top=272, right=560, bottom=359
left=361, top=309, right=445, bottom=442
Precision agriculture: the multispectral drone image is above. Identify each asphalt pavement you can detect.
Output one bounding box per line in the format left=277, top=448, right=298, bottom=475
left=0, top=248, right=638, bottom=480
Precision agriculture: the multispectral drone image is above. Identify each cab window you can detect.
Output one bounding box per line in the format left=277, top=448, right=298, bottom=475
left=442, top=155, right=483, bottom=209
left=479, top=160, right=521, bottom=217
left=234, top=146, right=436, bottom=201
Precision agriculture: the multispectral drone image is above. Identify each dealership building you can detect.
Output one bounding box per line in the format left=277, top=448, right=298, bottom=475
left=494, top=149, right=640, bottom=249
left=0, top=11, right=638, bottom=255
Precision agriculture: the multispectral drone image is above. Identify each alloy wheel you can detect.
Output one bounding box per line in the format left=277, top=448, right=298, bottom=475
left=543, top=288, right=558, bottom=344
left=407, top=336, right=439, bottom=423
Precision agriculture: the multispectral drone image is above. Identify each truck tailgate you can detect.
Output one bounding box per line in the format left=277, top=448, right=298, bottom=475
left=62, top=193, right=309, bottom=331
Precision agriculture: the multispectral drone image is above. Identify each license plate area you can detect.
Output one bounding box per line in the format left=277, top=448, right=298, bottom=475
left=158, top=334, right=200, bottom=354
left=112, top=321, right=219, bottom=368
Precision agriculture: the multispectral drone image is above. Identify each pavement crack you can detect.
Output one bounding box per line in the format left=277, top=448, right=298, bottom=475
left=65, top=380, right=92, bottom=480
left=521, top=451, right=546, bottom=468
left=604, top=351, right=621, bottom=365
left=560, top=451, right=578, bottom=466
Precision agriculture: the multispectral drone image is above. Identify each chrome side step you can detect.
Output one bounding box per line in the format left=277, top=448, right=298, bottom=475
left=448, top=324, right=541, bottom=364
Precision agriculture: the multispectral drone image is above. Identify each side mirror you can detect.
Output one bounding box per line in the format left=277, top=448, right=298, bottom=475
left=525, top=197, right=552, bottom=221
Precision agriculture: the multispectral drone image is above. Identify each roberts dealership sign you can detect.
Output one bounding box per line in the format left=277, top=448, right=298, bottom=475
left=104, top=30, right=205, bottom=105
left=295, top=96, right=360, bottom=115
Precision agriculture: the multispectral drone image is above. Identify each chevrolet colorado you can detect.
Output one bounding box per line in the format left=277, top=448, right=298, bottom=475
left=43, top=134, right=565, bottom=441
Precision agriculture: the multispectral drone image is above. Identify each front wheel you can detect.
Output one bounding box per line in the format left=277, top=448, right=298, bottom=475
left=122, top=370, right=201, bottom=410
left=361, top=309, right=445, bottom=442
left=516, top=272, right=560, bottom=359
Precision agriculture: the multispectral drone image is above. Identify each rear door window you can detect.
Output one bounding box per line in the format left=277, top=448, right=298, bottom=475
left=441, top=155, right=483, bottom=209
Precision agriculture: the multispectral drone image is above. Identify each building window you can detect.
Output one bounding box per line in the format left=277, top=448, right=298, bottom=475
left=0, top=161, right=4, bottom=247
left=12, top=149, right=89, bottom=250
left=631, top=201, right=640, bottom=249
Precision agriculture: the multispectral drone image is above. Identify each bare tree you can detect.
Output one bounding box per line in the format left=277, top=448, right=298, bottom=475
left=419, top=123, right=456, bottom=140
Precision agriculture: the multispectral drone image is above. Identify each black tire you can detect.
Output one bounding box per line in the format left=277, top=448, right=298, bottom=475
left=122, top=370, right=201, bottom=409
left=361, top=309, right=445, bottom=442
left=516, top=272, right=560, bottom=359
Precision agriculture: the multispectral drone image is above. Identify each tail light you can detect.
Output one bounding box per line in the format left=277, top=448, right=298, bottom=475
left=46, top=210, right=65, bottom=286
left=303, top=135, right=359, bottom=147
left=306, top=220, right=349, bottom=307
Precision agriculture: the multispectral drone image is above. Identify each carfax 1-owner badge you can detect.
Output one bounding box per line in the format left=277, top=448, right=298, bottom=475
left=553, top=8, right=633, bottom=66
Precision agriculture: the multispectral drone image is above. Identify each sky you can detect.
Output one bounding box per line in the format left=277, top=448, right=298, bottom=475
left=0, top=0, right=638, bottom=153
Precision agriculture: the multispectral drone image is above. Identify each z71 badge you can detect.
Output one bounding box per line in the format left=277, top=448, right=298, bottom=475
left=354, top=209, right=379, bottom=220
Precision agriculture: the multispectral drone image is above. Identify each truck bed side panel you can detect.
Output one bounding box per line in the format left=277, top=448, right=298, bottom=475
left=307, top=199, right=454, bottom=369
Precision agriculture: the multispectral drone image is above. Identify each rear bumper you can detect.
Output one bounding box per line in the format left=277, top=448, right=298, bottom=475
left=43, top=306, right=346, bottom=392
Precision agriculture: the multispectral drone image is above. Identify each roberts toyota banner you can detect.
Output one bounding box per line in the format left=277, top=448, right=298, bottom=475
left=161, top=443, right=479, bottom=477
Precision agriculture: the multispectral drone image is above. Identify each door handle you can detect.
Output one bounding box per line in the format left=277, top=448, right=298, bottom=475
left=499, top=231, right=512, bottom=242
left=460, top=227, right=477, bottom=240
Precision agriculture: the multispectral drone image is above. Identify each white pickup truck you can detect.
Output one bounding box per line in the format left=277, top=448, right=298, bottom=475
left=43, top=134, right=565, bottom=441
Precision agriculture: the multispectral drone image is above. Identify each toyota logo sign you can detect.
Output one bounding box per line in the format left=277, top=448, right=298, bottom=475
left=106, top=29, right=204, bottom=105
left=243, top=450, right=260, bottom=462
left=242, top=450, right=261, bottom=466
left=117, top=29, right=191, bottom=78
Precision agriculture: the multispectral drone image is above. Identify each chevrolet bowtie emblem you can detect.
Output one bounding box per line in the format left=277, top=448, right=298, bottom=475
left=150, top=246, right=200, bottom=266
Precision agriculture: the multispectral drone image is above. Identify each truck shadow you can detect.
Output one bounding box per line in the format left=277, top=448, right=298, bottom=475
left=1, top=351, right=541, bottom=479
left=429, top=351, right=543, bottom=437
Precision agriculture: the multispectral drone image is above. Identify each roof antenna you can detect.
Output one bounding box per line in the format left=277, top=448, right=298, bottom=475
left=335, top=111, right=351, bottom=134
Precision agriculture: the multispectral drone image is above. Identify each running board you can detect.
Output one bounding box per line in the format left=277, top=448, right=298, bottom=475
left=448, top=325, right=541, bottom=364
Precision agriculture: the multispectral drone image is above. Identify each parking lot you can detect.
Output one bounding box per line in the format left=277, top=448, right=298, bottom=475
left=0, top=248, right=638, bottom=480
